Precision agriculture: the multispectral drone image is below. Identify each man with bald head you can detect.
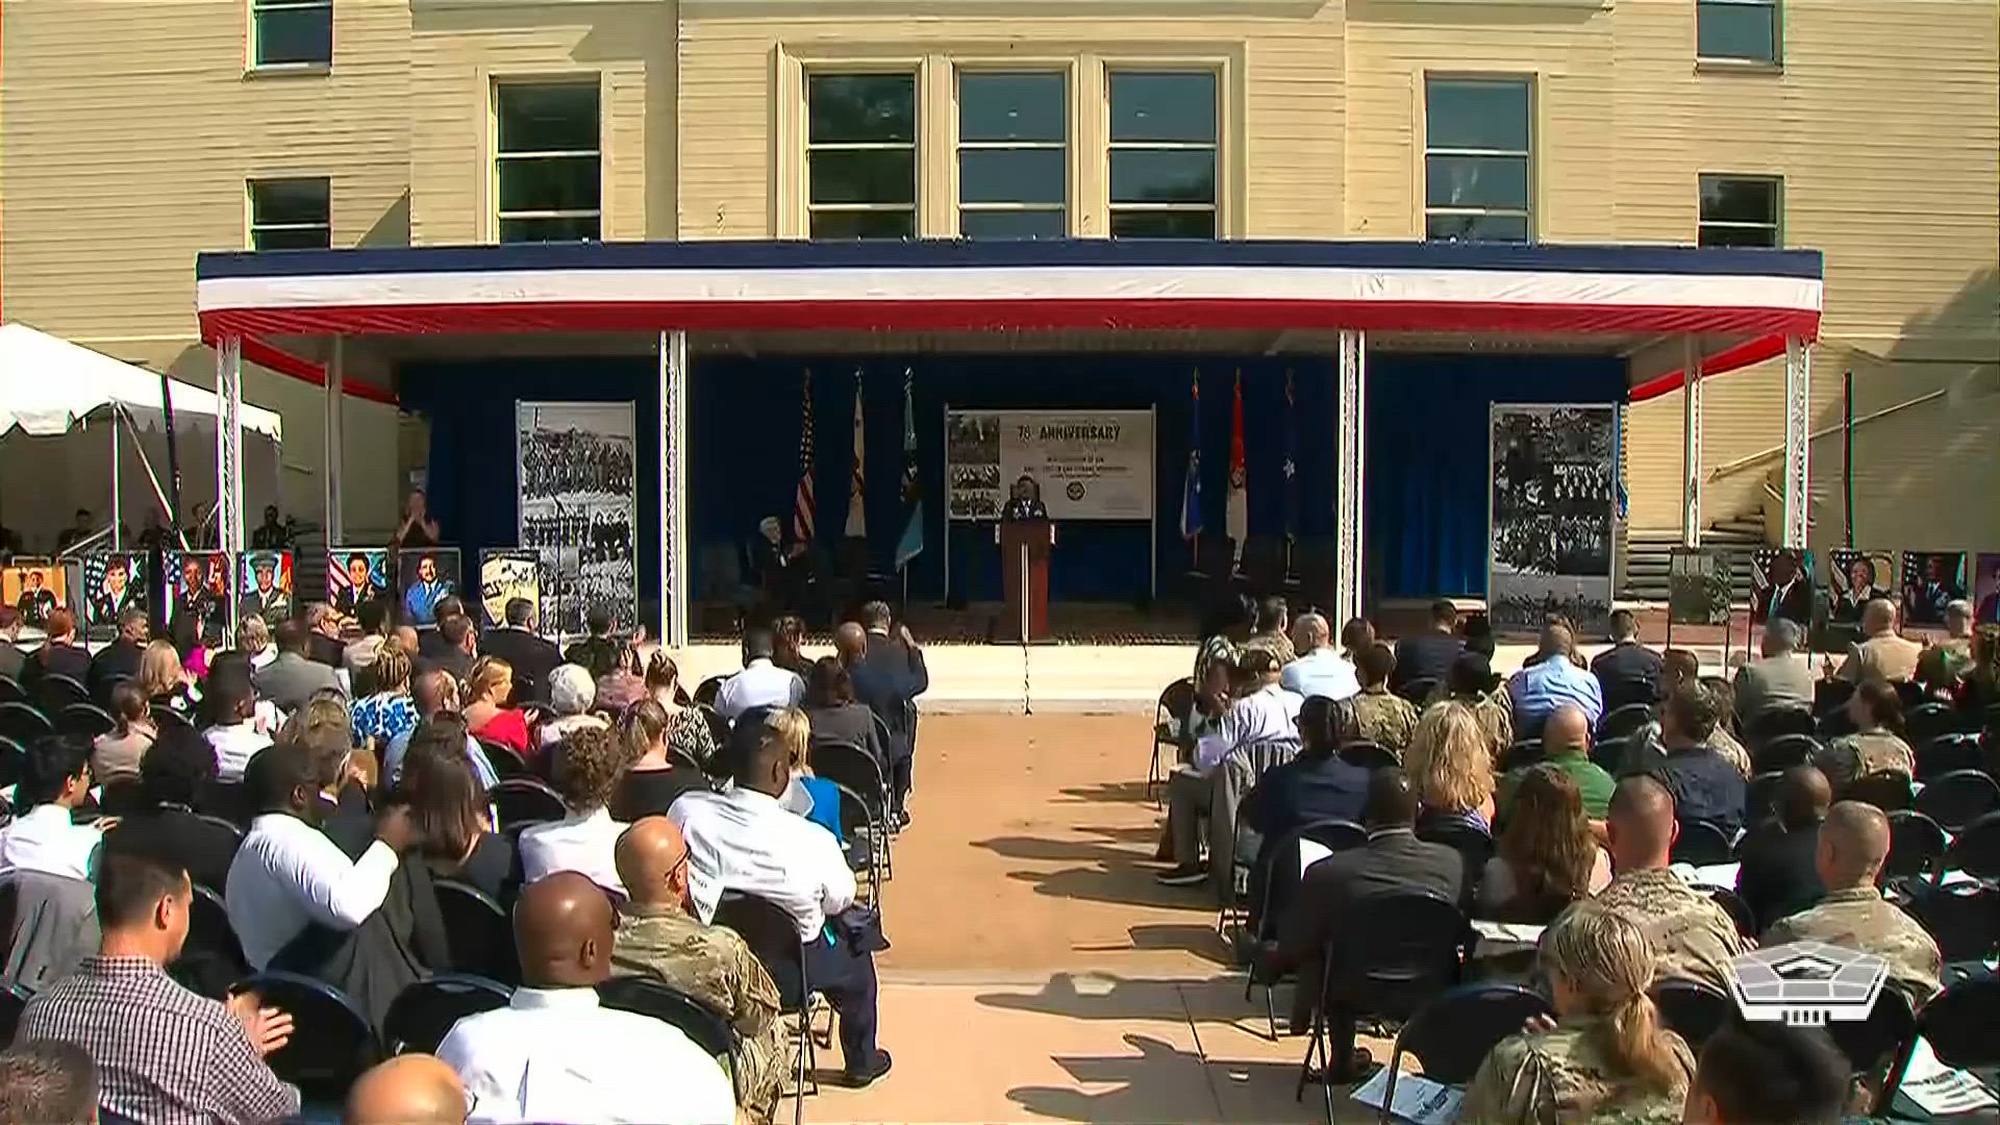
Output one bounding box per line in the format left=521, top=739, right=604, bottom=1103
left=1508, top=620, right=1604, bottom=732
left=1497, top=703, right=1612, bottom=821
left=1561, top=774, right=1744, bottom=992
left=436, top=871, right=735, bottom=1124
left=1281, top=612, right=1360, bottom=701
left=612, top=817, right=785, bottom=1123
left=1762, top=801, right=1941, bottom=1007
left=344, top=1054, right=466, bottom=1125
left=1835, top=598, right=1922, bottom=684
left=1734, top=765, right=1831, bottom=932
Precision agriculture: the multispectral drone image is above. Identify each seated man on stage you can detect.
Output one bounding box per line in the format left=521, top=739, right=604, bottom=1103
left=749, top=516, right=815, bottom=620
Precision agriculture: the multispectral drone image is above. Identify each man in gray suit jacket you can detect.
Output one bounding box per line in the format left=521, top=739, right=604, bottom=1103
left=254, top=618, right=344, bottom=714
left=1734, top=618, right=1817, bottom=725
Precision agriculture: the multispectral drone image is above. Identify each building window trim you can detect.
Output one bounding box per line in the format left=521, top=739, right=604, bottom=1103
left=1105, top=67, right=1222, bottom=240
left=954, top=68, right=1072, bottom=240
left=492, top=79, right=604, bottom=244
left=1421, top=73, right=1535, bottom=244
left=1696, top=0, right=1783, bottom=67
left=247, top=0, right=333, bottom=72
left=246, top=177, right=332, bottom=251
left=1697, top=173, right=1784, bottom=249
left=802, top=69, right=921, bottom=241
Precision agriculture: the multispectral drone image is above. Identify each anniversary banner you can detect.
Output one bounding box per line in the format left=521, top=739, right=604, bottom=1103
left=945, top=409, right=1154, bottom=521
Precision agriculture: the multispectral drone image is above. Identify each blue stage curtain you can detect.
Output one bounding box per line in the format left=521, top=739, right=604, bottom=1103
left=1365, top=354, right=1627, bottom=600
left=398, top=357, right=662, bottom=620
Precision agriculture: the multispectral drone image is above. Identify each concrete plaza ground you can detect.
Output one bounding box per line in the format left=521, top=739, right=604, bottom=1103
left=772, top=714, right=1387, bottom=1124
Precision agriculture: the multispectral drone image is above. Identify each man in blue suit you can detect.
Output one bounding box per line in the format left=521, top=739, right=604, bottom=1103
left=837, top=602, right=928, bottom=829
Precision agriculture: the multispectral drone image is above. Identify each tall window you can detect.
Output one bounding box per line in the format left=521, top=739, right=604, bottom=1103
left=1698, top=175, right=1782, bottom=247
left=1424, top=77, right=1533, bottom=243
left=1107, top=71, right=1217, bottom=239
left=807, top=73, right=917, bottom=240
left=250, top=0, right=332, bottom=68
left=495, top=84, right=601, bottom=243
left=1697, top=0, right=1780, bottom=64
left=248, top=178, right=331, bottom=250
left=957, top=73, right=1067, bottom=239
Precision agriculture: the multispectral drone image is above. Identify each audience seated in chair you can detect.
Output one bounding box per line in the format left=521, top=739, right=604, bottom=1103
left=1392, top=599, right=1465, bottom=699
left=1477, top=766, right=1612, bottom=924
left=1156, top=649, right=1303, bottom=886
left=0, top=734, right=105, bottom=881
left=534, top=664, right=609, bottom=759
left=1510, top=621, right=1606, bottom=732
left=255, top=619, right=344, bottom=716
left=477, top=597, right=563, bottom=707
left=519, top=725, right=634, bottom=899
left=839, top=603, right=929, bottom=825
left=1734, top=618, right=1818, bottom=727
left=19, top=850, right=301, bottom=1123
left=107, top=723, right=243, bottom=893
left=1351, top=642, right=1419, bottom=754
left=1238, top=594, right=1298, bottom=667
left=1403, top=701, right=1497, bottom=833
left=561, top=610, right=634, bottom=683
left=669, top=724, right=893, bottom=1087
left=642, top=651, right=721, bottom=772
left=1821, top=677, right=1916, bottom=781
left=1280, top=613, right=1360, bottom=702
left=715, top=627, right=807, bottom=724
left=1590, top=609, right=1666, bottom=715
left=93, top=680, right=156, bottom=787
left=613, top=816, right=788, bottom=1124
left=1835, top=598, right=1923, bottom=684
left=1626, top=682, right=1746, bottom=838
left=88, top=607, right=150, bottom=704
left=1499, top=704, right=1611, bottom=823
left=1461, top=904, right=1695, bottom=1123
left=437, top=871, right=735, bottom=1124
left=1242, top=696, right=1371, bottom=857
left=383, top=669, right=498, bottom=793
left=351, top=642, right=421, bottom=760
left=20, top=609, right=89, bottom=692
left=461, top=657, right=531, bottom=757
left=396, top=723, right=520, bottom=904
left=1733, top=765, right=1830, bottom=934
left=805, top=656, right=890, bottom=775
left=1441, top=650, right=1514, bottom=760
left=1681, top=1018, right=1852, bottom=1125
left=201, top=669, right=274, bottom=785
left=1760, top=800, right=1942, bottom=1010
left=345, top=1053, right=468, bottom=1125
left=1266, top=769, right=1463, bottom=1052
left=609, top=700, right=708, bottom=824
left=1557, top=775, right=1744, bottom=994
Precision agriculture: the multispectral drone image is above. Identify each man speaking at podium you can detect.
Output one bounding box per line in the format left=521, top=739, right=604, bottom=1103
left=1001, top=475, right=1048, bottom=523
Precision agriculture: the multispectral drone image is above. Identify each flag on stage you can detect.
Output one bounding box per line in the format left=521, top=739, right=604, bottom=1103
left=846, top=370, right=867, bottom=538
left=1227, top=371, right=1247, bottom=568
left=1179, top=370, right=1204, bottom=541
left=894, top=367, right=923, bottom=570
left=792, top=370, right=816, bottom=544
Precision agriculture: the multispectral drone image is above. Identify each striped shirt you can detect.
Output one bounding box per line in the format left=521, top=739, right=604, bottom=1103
left=16, top=956, right=299, bottom=1125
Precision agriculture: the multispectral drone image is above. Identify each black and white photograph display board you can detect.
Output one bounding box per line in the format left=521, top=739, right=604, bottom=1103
left=516, top=401, right=637, bottom=640
left=1486, top=404, right=1617, bottom=636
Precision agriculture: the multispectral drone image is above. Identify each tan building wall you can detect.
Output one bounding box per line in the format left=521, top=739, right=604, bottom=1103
left=3, top=0, right=1994, bottom=560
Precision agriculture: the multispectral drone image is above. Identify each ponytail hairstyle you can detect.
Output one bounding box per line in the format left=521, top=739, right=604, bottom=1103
left=619, top=698, right=671, bottom=758
left=1540, top=904, right=1690, bottom=1094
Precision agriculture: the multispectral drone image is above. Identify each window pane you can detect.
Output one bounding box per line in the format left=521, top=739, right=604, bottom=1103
left=1699, top=224, right=1778, bottom=249
left=1698, top=1, right=1778, bottom=61
left=961, top=210, right=1067, bottom=240
left=808, top=74, right=916, bottom=144
left=499, top=215, right=601, bottom=243
left=1109, top=72, right=1217, bottom=144
left=808, top=149, right=915, bottom=206
left=252, top=225, right=330, bottom=252
left=250, top=179, right=329, bottom=226
left=253, top=6, right=331, bottom=67
left=498, top=156, right=601, bottom=213
left=497, top=85, right=600, bottom=154
left=1109, top=149, right=1215, bottom=205
left=809, top=209, right=916, bottom=240
left=959, top=149, right=1065, bottom=205
left=959, top=73, right=1065, bottom=143
left=1425, top=155, right=1530, bottom=210
left=1110, top=209, right=1215, bottom=239
left=1426, top=212, right=1531, bottom=243
left=1425, top=79, right=1531, bottom=151
left=1699, top=176, right=1779, bottom=225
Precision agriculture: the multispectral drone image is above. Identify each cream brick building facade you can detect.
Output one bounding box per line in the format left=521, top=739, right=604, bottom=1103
left=2, top=0, right=1994, bottom=560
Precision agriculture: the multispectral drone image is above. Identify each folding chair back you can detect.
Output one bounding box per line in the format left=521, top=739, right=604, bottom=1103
left=0, top=702, right=53, bottom=744
left=1495, top=740, right=1541, bottom=775
left=1415, top=815, right=1494, bottom=903
left=1824, top=985, right=1918, bottom=1116
left=433, top=878, right=518, bottom=985
left=1396, top=678, right=1439, bottom=706
left=1918, top=733, right=1985, bottom=781
left=1752, top=733, right=1821, bottom=774
left=1251, top=818, right=1366, bottom=940
left=1882, top=810, right=1949, bottom=880
left=1744, top=706, right=1816, bottom=749
left=56, top=702, right=115, bottom=739
left=1707, top=886, right=1757, bottom=939
left=1598, top=702, right=1656, bottom=743
left=1916, top=973, right=2000, bottom=1073
left=476, top=739, right=527, bottom=781
left=383, top=974, right=512, bottom=1055
left=811, top=741, right=888, bottom=814
left=0, top=677, right=24, bottom=706
left=1384, top=982, right=1553, bottom=1108
left=237, top=971, right=380, bottom=1101
left=1906, top=701, right=1963, bottom=747
left=1338, top=741, right=1397, bottom=771
left=31, top=675, right=89, bottom=717
left=1913, top=769, right=2000, bottom=832
left=1842, top=770, right=1912, bottom=813
left=692, top=675, right=727, bottom=708
left=1743, top=771, right=1785, bottom=829
left=489, top=777, right=565, bottom=832
left=1943, top=811, right=2000, bottom=881
left=0, top=735, right=23, bottom=791
left=149, top=705, right=195, bottom=737
left=1651, top=979, right=1732, bottom=1050
left=714, top=891, right=811, bottom=1011
left=1813, top=678, right=1855, bottom=717
left=1589, top=735, right=1631, bottom=775
left=599, top=973, right=745, bottom=1104
left=1897, top=883, right=2000, bottom=966
left=1324, top=888, right=1468, bottom=1023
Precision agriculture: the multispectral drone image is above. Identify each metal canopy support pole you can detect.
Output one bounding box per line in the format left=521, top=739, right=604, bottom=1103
left=1782, top=337, right=1813, bottom=550
left=216, top=335, right=246, bottom=555
left=661, top=330, right=690, bottom=649
left=324, top=336, right=345, bottom=544
left=110, top=409, right=123, bottom=551
left=1680, top=337, right=1705, bottom=548
left=1335, top=330, right=1367, bottom=625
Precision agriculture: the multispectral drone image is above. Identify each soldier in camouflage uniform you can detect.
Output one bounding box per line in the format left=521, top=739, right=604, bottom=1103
left=1547, top=775, right=1744, bottom=994
left=1350, top=642, right=1419, bottom=754
left=1822, top=727, right=1916, bottom=781
left=1462, top=904, right=1696, bottom=1124
left=1761, top=800, right=1941, bottom=1008
left=611, top=817, right=787, bottom=1123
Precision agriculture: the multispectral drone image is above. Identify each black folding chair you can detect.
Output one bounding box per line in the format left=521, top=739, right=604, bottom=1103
left=1752, top=733, right=1821, bottom=774
left=1494, top=739, right=1541, bottom=775
left=1743, top=771, right=1785, bottom=830
left=1707, top=886, right=1757, bottom=940
left=1913, top=973, right=2000, bottom=1092
left=1898, top=884, right=2000, bottom=967
left=31, top=674, right=90, bottom=716
left=1882, top=810, right=1950, bottom=881
left=811, top=740, right=893, bottom=879
left=1813, top=678, right=1856, bottom=717
left=0, top=676, right=24, bottom=706
left=1824, top=984, right=1918, bottom=1117
left=1598, top=702, right=1655, bottom=742
left=195, top=780, right=251, bottom=826
left=1395, top=677, right=1439, bottom=706
left=1942, top=811, right=2000, bottom=881
left=1297, top=889, right=1469, bottom=1122
left=149, top=705, right=195, bottom=737
left=1671, top=819, right=1735, bottom=866
left=0, top=983, right=28, bottom=1045
left=1415, top=815, right=1494, bottom=905
left=476, top=739, right=527, bottom=781
left=715, top=891, right=819, bottom=1124
left=382, top=974, right=512, bottom=1054
left=1918, top=733, right=1985, bottom=782
left=0, top=702, right=53, bottom=744
left=1843, top=770, right=1913, bottom=813
left=1338, top=741, right=1397, bottom=771
left=692, top=675, right=727, bottom=708
left=1915, top=769, right=2000, bottom=833
left=1150, top=677, right=1196, bottom=800
left=1651, top=979, right=1732, bottom=1050
left=1243, top=818, right=1367, bottom=1040
left=433, top=878, right=518, bottom=985
left=1589, top=735, right=1631, bottom=775
left=0, top=735, right=24, bottom=791
left=697, top=706, right=732, bottom=776
left=599, top=976, right=744, bottom=1103
left=167, top=883, right=248, bottom=999
left=236, top=971, right=380, bottom=1102
left=1377, top=983, right=1552, bottom=1124
left=822, top=778, right=884, bottom=907
left=1744, top=706, right=1816, bottom=749
left=55, top=701, right=115, bottom=739
left=1906, top=701, right=1962, bottom=747
left=489, top=777, right=565, bottom=833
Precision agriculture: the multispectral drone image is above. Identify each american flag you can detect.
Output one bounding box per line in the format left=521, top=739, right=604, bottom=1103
left=793, top=369, right=816, bottom=543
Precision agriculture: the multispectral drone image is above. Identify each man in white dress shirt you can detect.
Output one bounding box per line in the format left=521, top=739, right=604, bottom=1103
left=1157, top=649, right=1304, bottom=885
left=224, top=740, right=418, bottom=969
left=670, top=732, right=893, bottom=1087
left=712, top=627, right=805, bottom=723
left=437, top=871, right=735, bottom=1125
left=0, top=735, right=104, bottom=881
left=1280, top=613, right=1361, bottom=702
left=202, top=671, right=275, bottom=784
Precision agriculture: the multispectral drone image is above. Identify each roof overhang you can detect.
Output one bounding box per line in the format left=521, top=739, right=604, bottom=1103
left=194, top=238, right=1823, bottom=407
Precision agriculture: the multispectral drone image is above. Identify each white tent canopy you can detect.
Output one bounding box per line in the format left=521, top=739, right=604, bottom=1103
left=0, top=322, right=282, bottom=440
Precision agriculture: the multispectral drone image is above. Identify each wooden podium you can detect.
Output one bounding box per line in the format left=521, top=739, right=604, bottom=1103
left=999, top=518, right=1054, bottom=643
